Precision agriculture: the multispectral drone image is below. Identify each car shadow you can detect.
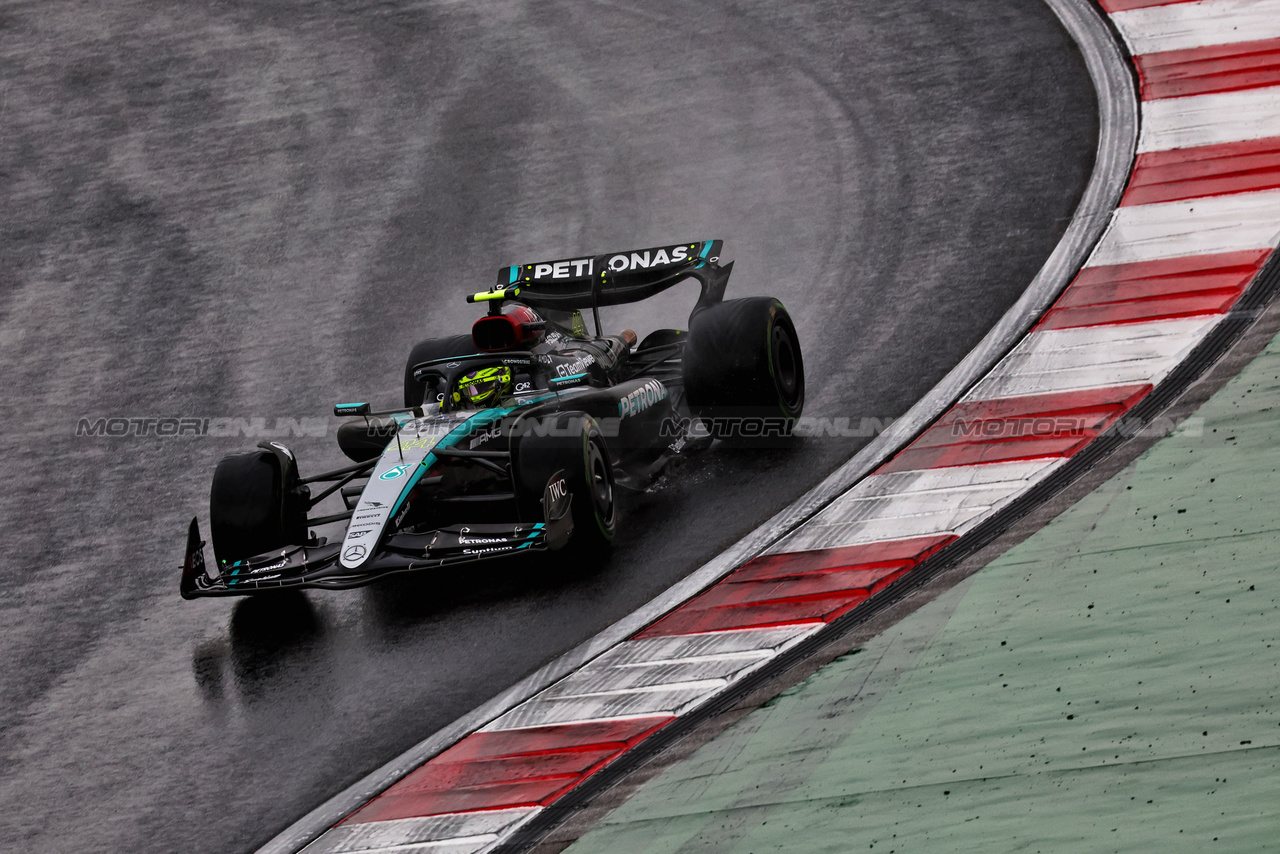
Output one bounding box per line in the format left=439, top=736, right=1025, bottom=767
left=361, top=545, right=602, bottom=630
left=191, top=591, right=330, bottom=703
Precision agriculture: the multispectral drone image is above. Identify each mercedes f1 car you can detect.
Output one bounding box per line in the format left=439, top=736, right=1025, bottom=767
left=181, top=240, right=804, bottom=598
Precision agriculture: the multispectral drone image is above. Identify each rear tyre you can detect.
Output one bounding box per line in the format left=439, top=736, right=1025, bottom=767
left=403, top=334, right=476, bottom=407
left=209, top=444, right=309, bottom=569
left=513, top=412, right=616, bottom=558
left=683, top=297, right=804, bottom=439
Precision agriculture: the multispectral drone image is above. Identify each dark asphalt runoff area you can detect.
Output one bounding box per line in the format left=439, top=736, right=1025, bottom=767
left=0, top=1, right=1096, bottom=851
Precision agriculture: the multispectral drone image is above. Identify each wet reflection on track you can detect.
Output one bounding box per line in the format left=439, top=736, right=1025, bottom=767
left=194, top=593, right=328, bottom=703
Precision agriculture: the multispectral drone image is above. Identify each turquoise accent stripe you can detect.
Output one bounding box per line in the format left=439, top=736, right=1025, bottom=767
left=518, top=517, right=549, bottom=550
left=518, top=527, right=542, bottom=550
left=386, top=393, right=558, bottom=517
left=389, top=408, right=505, bottom=517
left=699, top=241, right=713, bottom=259
left=509, top=265, right=519, bottom=284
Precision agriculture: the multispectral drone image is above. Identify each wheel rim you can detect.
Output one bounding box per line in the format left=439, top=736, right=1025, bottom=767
left=771, top=324, right=801, bottom=406
left=586, top=437, right=614, bottom=526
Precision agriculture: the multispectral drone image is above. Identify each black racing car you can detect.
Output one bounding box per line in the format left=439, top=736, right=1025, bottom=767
left=180, top=240, right=804, bottom=598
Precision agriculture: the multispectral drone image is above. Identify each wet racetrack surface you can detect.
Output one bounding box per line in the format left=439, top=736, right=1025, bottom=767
left=0, top=1, right=1095, bottom=851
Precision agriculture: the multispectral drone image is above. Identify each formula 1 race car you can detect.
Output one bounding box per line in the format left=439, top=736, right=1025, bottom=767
left=181, top=240, right=804, bottom=598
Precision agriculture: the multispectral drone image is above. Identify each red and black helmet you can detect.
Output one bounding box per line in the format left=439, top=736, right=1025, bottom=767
left=472, top=303, right=544, bottom=352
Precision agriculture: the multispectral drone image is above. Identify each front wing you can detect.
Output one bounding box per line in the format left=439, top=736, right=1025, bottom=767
left=179, top=515, right=568, bottom=598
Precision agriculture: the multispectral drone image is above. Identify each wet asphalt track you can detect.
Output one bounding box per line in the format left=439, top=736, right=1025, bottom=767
left=0, top=1, right=1096, bottom=851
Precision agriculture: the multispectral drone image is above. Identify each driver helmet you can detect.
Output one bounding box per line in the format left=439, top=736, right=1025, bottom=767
left=452, top=365, right=513, bottom=409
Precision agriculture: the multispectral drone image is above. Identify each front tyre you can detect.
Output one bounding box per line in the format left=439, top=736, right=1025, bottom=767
left=683, top=297, right=804, bottom=436
left=209, top=443, right=309, bottom=569
left=513, top=412, right=617, bottom=558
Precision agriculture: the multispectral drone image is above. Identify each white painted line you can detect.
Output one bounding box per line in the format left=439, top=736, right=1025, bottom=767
left=839, top=460, right=1065, bottom=498
left=772, top=463, right=1067, bottom=553
left=966, top=317, right=1218, bottom=400
left=970, top=363, right=1177, bottom=398
left=590, top=626, right=812, bottom=667
left=1111, top=0, right=1280, bottom=56
left=1086, top=189, right=1280, bottom=267
left=483, top=713, right=676, bottom=732
left=977, top=318, right=1216, bottom=372
left=611, top=650, right=762, bottom=670
left=769, top=514, right=982, bottom=553
left=340, top=844, right=475, bottom=854
left=770, top=460, right=1063, bottom=552
left=317, top=842, right=484, bottom=854
left=483, top=685, right=731, bottom=730
left=317, top=840, right=495, bottom=854
left=538, top=632, right=819, bottom=700
left=299, top=810, right=539, bottom=854
left=610, top=650, right=770, bottom=668
left=811, top=484, right=1048, bottom=523
left=540, top=677, right=733, bottom=702
left=481, top=628, right=818, bottom=731
left=1139, top=86, right=1280, bottom=152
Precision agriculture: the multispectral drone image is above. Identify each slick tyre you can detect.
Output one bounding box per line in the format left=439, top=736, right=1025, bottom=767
left=683, top=297, right=804, bottom=439
left=209, top=444, right=309, bottom=569
left=403, top=334, right=477, bottom=407
left=513, top=412, right=617, bottom=558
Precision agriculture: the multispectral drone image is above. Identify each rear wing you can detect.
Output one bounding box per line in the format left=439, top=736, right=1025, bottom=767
left=489, top=240, right=733, bottom=318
